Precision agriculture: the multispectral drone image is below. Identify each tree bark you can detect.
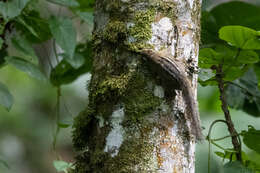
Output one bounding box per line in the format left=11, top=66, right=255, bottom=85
left=72, top=0, right=202, bottom=172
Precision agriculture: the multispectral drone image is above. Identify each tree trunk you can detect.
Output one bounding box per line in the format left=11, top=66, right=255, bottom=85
left=72, top=0, right=201, bottom=172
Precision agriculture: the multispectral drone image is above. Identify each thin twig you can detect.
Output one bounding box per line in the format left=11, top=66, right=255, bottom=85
left=207, top=119, right=228, bottom=173
left=53, top=87, right=61, bottom=151
left=215, top=65, right=242, bottom=161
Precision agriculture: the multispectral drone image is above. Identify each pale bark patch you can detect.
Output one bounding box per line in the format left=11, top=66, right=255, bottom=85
left=104, top=106, right=125, bottom=157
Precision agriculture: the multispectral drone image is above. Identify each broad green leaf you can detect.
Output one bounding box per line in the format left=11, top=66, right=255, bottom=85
left=199, top=45, right=258, bottom=68
left=210, top=2, right=260, bottom=31
left=223, top=161, right=253, bottom=173
left=214, top=45, right=259, bottom=66
left=219, top=26, right=260, bottom=50
left=0, top=82, right=14, bottom=111
left=0, top=38, right=3, bottom=49
left=61, top=53, right=85, bottom=69
left=198, top=77, right=217, bottom=87
left=15, top=11, right=52, bottom=43
left=16, top=17, right=39, bottom=39
left=0, top=0, right=30, bottom=21
left=51, top=42, right=92, bottom=86
left=5, top=56, right=46, bottom=81
left=200, top=11, right=220, bottom=45
left=53, top=160, right=74, bottom=173
left=226, top=83, right=245, bottom=110
left=74, top=11, right=93, bottom=24
left=49, top=16, right=76, bottom=59
left=199, top=48, right=222, bottom=68
left=201, top=2, right=260, bottom=46
left=198, top=69, right=215, bottom=82
left=11, top=36, right=38, bottom=64
left=226, top=69, right=260, bottom=117
left=223, top=66, right=249, bottom=81
left=242, top=126, right=260, bottom=154
left=237, top=50, right=259, bottom=64
left=47, top=0, right=79, bottom=7
left=76, top=0, right=95, bottom=10
left=50, top=59, right=89, bottom=86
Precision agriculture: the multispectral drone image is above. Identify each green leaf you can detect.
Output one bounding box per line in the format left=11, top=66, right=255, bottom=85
left=223, top=161, right=254, bottom=173
left=223, top=66, right=249, bottom=81
left=237, top=50, right=259, bottom=64
left=0, top=82, right=14, bottom=111
left=226, top=69, right=260, bottom=117
left=11, top=36, right=38, bottom=64
left=199, top=45, right=259, bottom=68
left=74, top=11, right=93, bottom=24
left=219, top=26, right=260, bottom=50
left=199, top=48, right=222, bottom=68
left=198, top=77, right=217, bottom=87
left=201, top=2, right=260, bottom=46
left=16, top=17, right=39, bottom=39
left=15, top=11, right=52, bottom=43
left=210, top=2, right=260, bottom=31
left=50, top=59, right=88, bottom=86
left=214, top=45, right=259, bottom=65
left=198, top=69, right=215, bottom=82
left=226, top=83, right=245, bottom=110
left=200, top=11, right=220, bottom=45
left=0, top=0, right=30, bottom=21
left=242, top=126, right=260, bottom=154
left=75, top=0, right=95, bottom=10
left=49, top=16, right=77, bottom=59
left=61, top=53, right=85, bottom=69
left=5, top=56, right=46, bottom=81
left=47, top=0, right=79, bottom=7
left=53, top=160, right=74, bottom=173
left=58, top=123, right=70, bottom=128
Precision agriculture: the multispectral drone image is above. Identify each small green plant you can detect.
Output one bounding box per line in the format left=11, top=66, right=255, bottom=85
left=0, top=0, right=94, bottom=169
left=200, top=1, right=260, bottom=172
left=53, top=160, right=75, bottom=173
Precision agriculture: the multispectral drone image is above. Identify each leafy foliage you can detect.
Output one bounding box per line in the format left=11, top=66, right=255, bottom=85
left=0, top=0, right=93, bottom=110
left=0, top=0, right=30, bottom=20
left=200, top=1, right=260, bottom=172
left=242, top=126, right=260, bottom=154
left=0, top=82, right=13, bottom=111
left=49, top=16, right=77, bottom=59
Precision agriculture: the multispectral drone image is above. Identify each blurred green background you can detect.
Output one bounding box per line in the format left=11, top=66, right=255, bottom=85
left=1, top=0, right=260, bottom=173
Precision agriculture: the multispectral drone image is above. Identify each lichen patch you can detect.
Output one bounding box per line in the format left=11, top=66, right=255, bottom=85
left=104, top=106, right=125, bottom=157
left=149, top=17, right=174, bottom=51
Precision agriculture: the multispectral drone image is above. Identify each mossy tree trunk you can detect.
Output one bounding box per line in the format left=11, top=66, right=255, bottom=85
left=72, top=0, right=201, bottom=172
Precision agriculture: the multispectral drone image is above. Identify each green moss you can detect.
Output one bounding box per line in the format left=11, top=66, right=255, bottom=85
left=104, top=132, right=155, bottom=172
left=127, top=8, right=155, bottom=51
left=72, top=107, right=96, bottom=151
left=103, top=20, right=127, bottom=43
left=92, top=71, right=133, bottom=101
left=121, top=73, right=162, bottom=123
left=157, top=1, right=177, bottom=21
left=73, top=120, right=156, bottom=173
left=124, top=89, right=161, bottom=120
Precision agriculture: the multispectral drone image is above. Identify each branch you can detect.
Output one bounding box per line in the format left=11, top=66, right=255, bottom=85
left=215, top=65, right=242, bottom=161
